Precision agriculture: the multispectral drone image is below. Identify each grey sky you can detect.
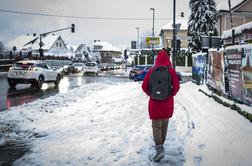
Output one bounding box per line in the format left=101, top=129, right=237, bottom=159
left=0, top=0, right=220, bottom=49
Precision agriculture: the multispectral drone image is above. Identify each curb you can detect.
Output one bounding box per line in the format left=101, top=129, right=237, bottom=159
left=199, top=89, right=252, bottom=123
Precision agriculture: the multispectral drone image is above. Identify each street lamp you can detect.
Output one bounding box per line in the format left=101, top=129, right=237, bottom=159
left=135, top=27, right=140, bottom=50
left=172, top=0, right=176, bottom=69
left=150, top=8, right=155, bottom=64
left=136, top=27, right=140, bottom=65
left=150, top=8, right=155, bottom=37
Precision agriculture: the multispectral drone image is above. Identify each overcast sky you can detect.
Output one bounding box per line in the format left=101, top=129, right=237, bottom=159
left=0, top=0, right=222, bottom=49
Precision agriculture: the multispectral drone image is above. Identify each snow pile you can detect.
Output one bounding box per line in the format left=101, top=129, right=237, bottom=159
left=176, top=82, right=252, bottom=166
left=0, top=81, right=252, bottom=165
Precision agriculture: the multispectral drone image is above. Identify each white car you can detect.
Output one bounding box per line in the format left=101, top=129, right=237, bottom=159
left=7, top=60, right=62, bottom=89
left=73, top=63, right=84, bottom=73
left=83, top=62, right=100, bottom=75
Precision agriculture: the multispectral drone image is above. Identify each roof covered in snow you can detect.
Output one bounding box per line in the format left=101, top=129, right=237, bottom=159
left=222, top=21, right=252, bottom=39
left=93, top=41, right=121, bottom=52
left=7, top=35, right=66, bottom=51
left=217, top=0, right=247, bottom=11
left=67, top=44, right=79, bottom=52
left=161, top=18, right=188, bottom=31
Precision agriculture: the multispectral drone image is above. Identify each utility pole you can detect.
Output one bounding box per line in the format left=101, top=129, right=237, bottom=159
left=228, top=0, right=235, bottom=45
left=136, top=27, right=140, bottom=50
left=136, top=27, right=140, bottom=65
left=150, top=8, right=155, bottom=64
left=172, top=0, right=176, bottom=69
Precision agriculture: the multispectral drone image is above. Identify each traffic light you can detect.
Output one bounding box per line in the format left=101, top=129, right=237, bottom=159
left=71, top=24, right=75, bottom=33
left=180, top=12, right=184, bottom=17
left=124, top=49, right=128, bottom=60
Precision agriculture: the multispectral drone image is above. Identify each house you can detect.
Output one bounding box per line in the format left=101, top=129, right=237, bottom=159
left=217, top=0, right=252, bottom=36
left=93, top=41, right=122, bottom=63
left=67, top=44, right=89, bottom=62
left=222, top=21, right=252, bottom=45
left=7, top=34, right=68, bottom=57
left=159, top=18, right=188, bottom=49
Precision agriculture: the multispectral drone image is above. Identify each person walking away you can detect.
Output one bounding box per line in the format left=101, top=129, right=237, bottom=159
left=142, top=49, right=180, bottom=162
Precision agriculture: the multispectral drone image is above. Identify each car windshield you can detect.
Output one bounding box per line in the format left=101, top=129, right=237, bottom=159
left=74, top=63, right=83, bottom=66
left=86, top=63, right=95, bottom=67
left=46, top=61, right=70, bottom=66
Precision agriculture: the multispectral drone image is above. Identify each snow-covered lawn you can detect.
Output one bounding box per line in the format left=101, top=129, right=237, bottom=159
left=0, top=81, right=251, bottom=166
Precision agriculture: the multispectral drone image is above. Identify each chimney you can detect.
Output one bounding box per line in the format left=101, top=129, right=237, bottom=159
left=27, top=34, right=29, bottom=36
left=33, top=33, right=36, bottom=37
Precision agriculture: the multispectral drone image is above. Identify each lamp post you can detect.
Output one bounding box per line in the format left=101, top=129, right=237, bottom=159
left=150, top=8, right=155, bottom=64
left=135, top=27, right=140, bottom=50
left=136, top=27, right=140, bottom=65
left=172, top=0, right=176, bottom=69
left=150, top=8, right=155, bottom=37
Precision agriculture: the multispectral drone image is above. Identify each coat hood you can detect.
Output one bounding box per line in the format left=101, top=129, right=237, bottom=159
left=155, top=50, right=172, bottom=67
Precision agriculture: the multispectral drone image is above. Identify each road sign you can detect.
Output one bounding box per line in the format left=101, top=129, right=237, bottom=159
left=131, top=41, right=137, bottom=49
left=146, top=37, right=160, bottom=45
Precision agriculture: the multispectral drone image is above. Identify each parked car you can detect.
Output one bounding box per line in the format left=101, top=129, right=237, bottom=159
left=73, top=63, right=84, bottom=73
left=176, top=71, right=182, bottom=81
left=129, top=65, right=182, bottom=82
left=83, top=62, right=100, bottom=75
left=99, top=63, right=110, bottom=71
left=7, top=60, right=61, bottom=89
left=129, top=65, right=153, bottom=81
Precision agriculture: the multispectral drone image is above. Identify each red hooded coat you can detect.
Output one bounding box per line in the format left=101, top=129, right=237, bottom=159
left=142, top=50, right=180, bottom=120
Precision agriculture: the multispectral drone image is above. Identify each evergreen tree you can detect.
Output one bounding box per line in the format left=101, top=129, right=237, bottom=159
left=188, top=0, right=219, bottom=51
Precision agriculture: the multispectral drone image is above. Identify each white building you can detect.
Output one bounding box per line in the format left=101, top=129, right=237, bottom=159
left=67, top=44, right=89, bottom=62
left=93, top=41, right=122, bottom=63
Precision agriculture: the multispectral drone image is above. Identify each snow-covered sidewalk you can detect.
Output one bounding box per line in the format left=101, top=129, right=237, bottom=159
left=0, top=81, right=251, bottom=166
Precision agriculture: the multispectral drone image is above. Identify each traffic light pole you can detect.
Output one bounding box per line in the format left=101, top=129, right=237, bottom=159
left=24, top=24, right=75, bottom=61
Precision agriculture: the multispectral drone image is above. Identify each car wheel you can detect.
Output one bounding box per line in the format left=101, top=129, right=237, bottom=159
left=54, top=75, right=61, bottom=87
left=8, top=79, right=17, bottom=88
left=36, top=76, right=44, bottom=89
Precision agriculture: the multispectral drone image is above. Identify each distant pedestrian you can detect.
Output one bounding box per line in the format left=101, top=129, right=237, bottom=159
left=142, top=49, right=180, bottom=162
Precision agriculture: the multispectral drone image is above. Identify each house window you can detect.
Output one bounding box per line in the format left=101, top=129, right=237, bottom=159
left=56, top=43, right=58, bottom=47
left=59, top=43, right=62, bottom=47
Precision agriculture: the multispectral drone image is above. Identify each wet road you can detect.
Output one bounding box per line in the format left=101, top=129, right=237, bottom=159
left=0, top=71, right=131, bottom=112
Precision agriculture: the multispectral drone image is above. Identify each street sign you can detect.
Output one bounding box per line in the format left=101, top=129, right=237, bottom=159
left=171, top=23, right=181, bottom=33
left=146, top=37, right=160, bottom=45
left=131, top=41, right=137, bottom=49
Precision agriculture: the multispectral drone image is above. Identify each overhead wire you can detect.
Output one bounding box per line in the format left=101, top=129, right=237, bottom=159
left=0, top=9, right=188, bottom=21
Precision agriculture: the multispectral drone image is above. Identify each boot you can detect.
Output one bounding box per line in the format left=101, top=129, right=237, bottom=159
left=153, top=144, right=165, bottom=162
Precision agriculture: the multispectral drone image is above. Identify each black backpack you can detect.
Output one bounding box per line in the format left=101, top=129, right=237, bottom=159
left=149, top=66, right=172, bottom=100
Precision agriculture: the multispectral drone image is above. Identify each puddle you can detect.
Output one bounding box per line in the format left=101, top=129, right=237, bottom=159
left=0, top=141, right=30, bottom=165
